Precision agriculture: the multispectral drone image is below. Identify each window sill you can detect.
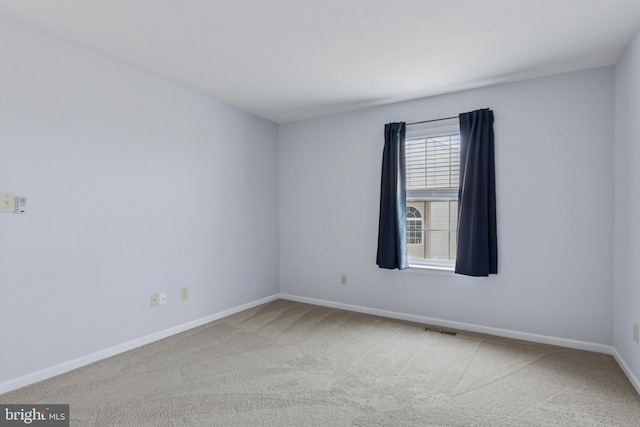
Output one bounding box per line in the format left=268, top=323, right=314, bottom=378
left=406, top=263, right=455, bottom=275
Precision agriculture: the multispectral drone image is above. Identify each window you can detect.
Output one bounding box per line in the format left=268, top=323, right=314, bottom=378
left=406, top=206, right=423, bottom=245
left=405, top=120, right=460, bottom=268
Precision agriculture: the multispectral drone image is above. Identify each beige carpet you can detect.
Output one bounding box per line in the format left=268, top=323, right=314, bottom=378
left=2, top=299, right=640, bottom=426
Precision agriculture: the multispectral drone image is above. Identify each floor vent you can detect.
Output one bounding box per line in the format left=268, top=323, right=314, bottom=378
left=424, top=327, right=457, bottom=336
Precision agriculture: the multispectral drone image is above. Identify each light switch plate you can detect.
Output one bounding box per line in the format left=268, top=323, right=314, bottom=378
left=0, top=193, right=15, bottom=213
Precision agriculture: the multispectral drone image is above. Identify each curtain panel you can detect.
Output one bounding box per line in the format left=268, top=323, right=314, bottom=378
left=456, top=109, right=498, bottom=276
left=376, top=122, right=408, bottom=270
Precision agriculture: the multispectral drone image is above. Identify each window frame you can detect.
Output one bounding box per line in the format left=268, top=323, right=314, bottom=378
left=405, top=118, right=460, bottom=271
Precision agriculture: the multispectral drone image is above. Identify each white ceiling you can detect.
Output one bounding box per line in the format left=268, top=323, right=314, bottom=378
left=1, top=1, right=639, bottom=123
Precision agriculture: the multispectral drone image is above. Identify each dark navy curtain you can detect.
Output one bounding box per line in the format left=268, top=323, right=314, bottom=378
left=456, top=109, right=498, bottom=276
left=376, top=122, right=408, bottom=270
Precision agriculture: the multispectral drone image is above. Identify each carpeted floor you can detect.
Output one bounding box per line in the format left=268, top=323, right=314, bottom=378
left=2, top=299, right=640, bottom=426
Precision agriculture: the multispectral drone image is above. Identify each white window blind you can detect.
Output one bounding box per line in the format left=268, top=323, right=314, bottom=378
left=406, top=133, right=460, bottom=195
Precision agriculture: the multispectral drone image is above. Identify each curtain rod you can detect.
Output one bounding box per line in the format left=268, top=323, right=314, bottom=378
left=406, top=115, right=458, bottom=126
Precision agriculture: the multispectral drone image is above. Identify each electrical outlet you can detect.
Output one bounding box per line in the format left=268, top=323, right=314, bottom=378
left=159, top=292, right=167, bottom=306
left=180, top=287, right=189, bottom=300
left=634, top=322, right=639, bottom=344
left=150, top=294, right=159, bottom=308
left=340, top=274, right=348, bottom=285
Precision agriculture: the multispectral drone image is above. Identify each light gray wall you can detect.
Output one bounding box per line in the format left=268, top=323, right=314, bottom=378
left=614, top=30, right=640, bottom=385
left=0, top=17, right=279, bottom=384
left=280, top=67, right=614, bottom=345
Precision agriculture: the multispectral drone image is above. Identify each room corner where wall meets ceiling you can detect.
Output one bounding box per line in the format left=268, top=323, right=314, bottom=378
left=0, top=15, right=279, bottom=388
left=277, top=64, right=639, bottom=389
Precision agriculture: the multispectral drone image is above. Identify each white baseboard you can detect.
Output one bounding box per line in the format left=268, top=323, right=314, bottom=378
left=4, top=293, right=635, bottom=397
left=278, top=293, right=613, bottom=355
left=612, top=348, right=640, bottom=396
left=290, top=292, right=640, bottom=395
left=0, top=294, right=279, bottom=395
